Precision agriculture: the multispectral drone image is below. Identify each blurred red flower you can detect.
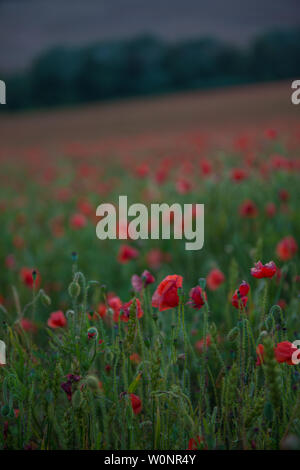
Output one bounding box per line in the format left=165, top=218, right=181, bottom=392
left=276, top=236, right=298, bottom=261
left=195, top=335, right=211, bottom=353
left=187, top=435, right=206, bottom=450
left=47, top=311, right=67, bottom=328
left=265, top=202, right=276, bottom=218
left=231, top=168, right=248, bottom=182
left=20, top=318, right=37, bottom=334
left=206, top=268, right=225, bottom=290
left=239, top=200, right=258, bottom=218
left=20, top=268, right=41, bottom=289
left=130, top=393, right=142, bottom=415
left=256, top=344, right=265, bottom=366
left=117, top=244, right=139, bottom=264
left=70, top=213, right=87, bottom=229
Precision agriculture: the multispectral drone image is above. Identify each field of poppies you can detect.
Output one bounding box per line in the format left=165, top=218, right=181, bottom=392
left=0, top=121, right=300, bottom=450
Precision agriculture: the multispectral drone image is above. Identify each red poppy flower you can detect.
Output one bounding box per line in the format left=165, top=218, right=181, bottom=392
left=231, top=281, right=250, bottom=309
left=265, top=128, right=277, bottom=140
left=187, top=286, right=206, bottom=310
left=251, top=261, right=277, bottom=279
left=70, top=213, right=87, bottom=229
left=108, top=296, right=122, bottom=322
left=256, top=344, right=265, bottom=366
left=274, top=341, right=298, bottom=365
left=195, top=335, right=211, bottom=353
left=47, top=311, right=67, bottom=328
left=176, top=178, right=192, bottom=194
left=152, top=275, right=183, bottom=312
left=130, top=394, right=142, bottom=415
left=20, top=268, right=41, bottom=289
left=120, top=298, right=144, bottom=322
left=187, top=435, right=205, bottom=450
left=146, top=249, right=171, bottom=270
left=206, top=268, right=225, bottom=290
left=117, top=244, right=139, bottom=264
left=199, top=158, right=212, bottom=177
left=239, top=200, right=258, bottom=218
left=20, top=318, right=37, bottom=334
left=231, top=168, right=248, bottom=182
left=265, top=202, right=276, bottom=218
left=278, top=189, right=290, bottom=203
left=276, top=236, right=298, bottom=261
left=130, top=353, right=141, bottom=364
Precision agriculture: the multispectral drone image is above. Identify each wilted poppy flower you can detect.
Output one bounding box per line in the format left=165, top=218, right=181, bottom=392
left=117, top=244, right=139, bottom=264
left=187, top=286, right=206, bottom=310
left=130, top=394, right=142, bottom=415
left=61, top=374, right=81, bottom=401
left=195, top=335, right=211, bottom=353
left=275, top=341, right=298, bottom=365
left=276, top=236, right=298, bottom=261
left=251, top=261, right=277, bottom=279
left=20, top=268, right=41, bottom=289
left=187, top=435, right=206, bottom=450
left=47, top=311, right=67, bottom=328
left=206, top=268, right=225, bottom=290
left=239, top=200, right=258, bottom=218
left=256, top=344, right=265, bottom=366
left=70, top=213, right=87, bottom=229
left=152, top=274, right=183, bottom=312
left=231, top=281, right=250, bottom=309
left=120, top=298, right=144, bottom=322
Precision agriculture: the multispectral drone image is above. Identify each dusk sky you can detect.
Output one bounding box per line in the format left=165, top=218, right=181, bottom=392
left=1, top=0, right=300, bottom=72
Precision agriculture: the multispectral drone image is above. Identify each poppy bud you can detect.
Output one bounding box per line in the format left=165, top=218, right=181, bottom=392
left=41, top=291, right=51, bottom=307
left=71, top=252, right=78, bottom=262
left=86, top=375, right=99, bottom=390
left=68, top=281, right=80, bottom=299
left=87, top=327, right=98, bottom=340
left=1, top=404, right=10, bottom=417
left=227, top=326, right=239, bottom=342
left=198, top=278, right=206, bottom=290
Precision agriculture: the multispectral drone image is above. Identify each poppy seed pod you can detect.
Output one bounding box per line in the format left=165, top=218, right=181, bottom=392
left=68, top=281, right=80, bottom=299
left=86, top=375, right=99, bottom=390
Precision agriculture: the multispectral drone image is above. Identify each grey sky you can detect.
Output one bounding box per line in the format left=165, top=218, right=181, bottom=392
left=1, top=0, right=300, bottom=72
